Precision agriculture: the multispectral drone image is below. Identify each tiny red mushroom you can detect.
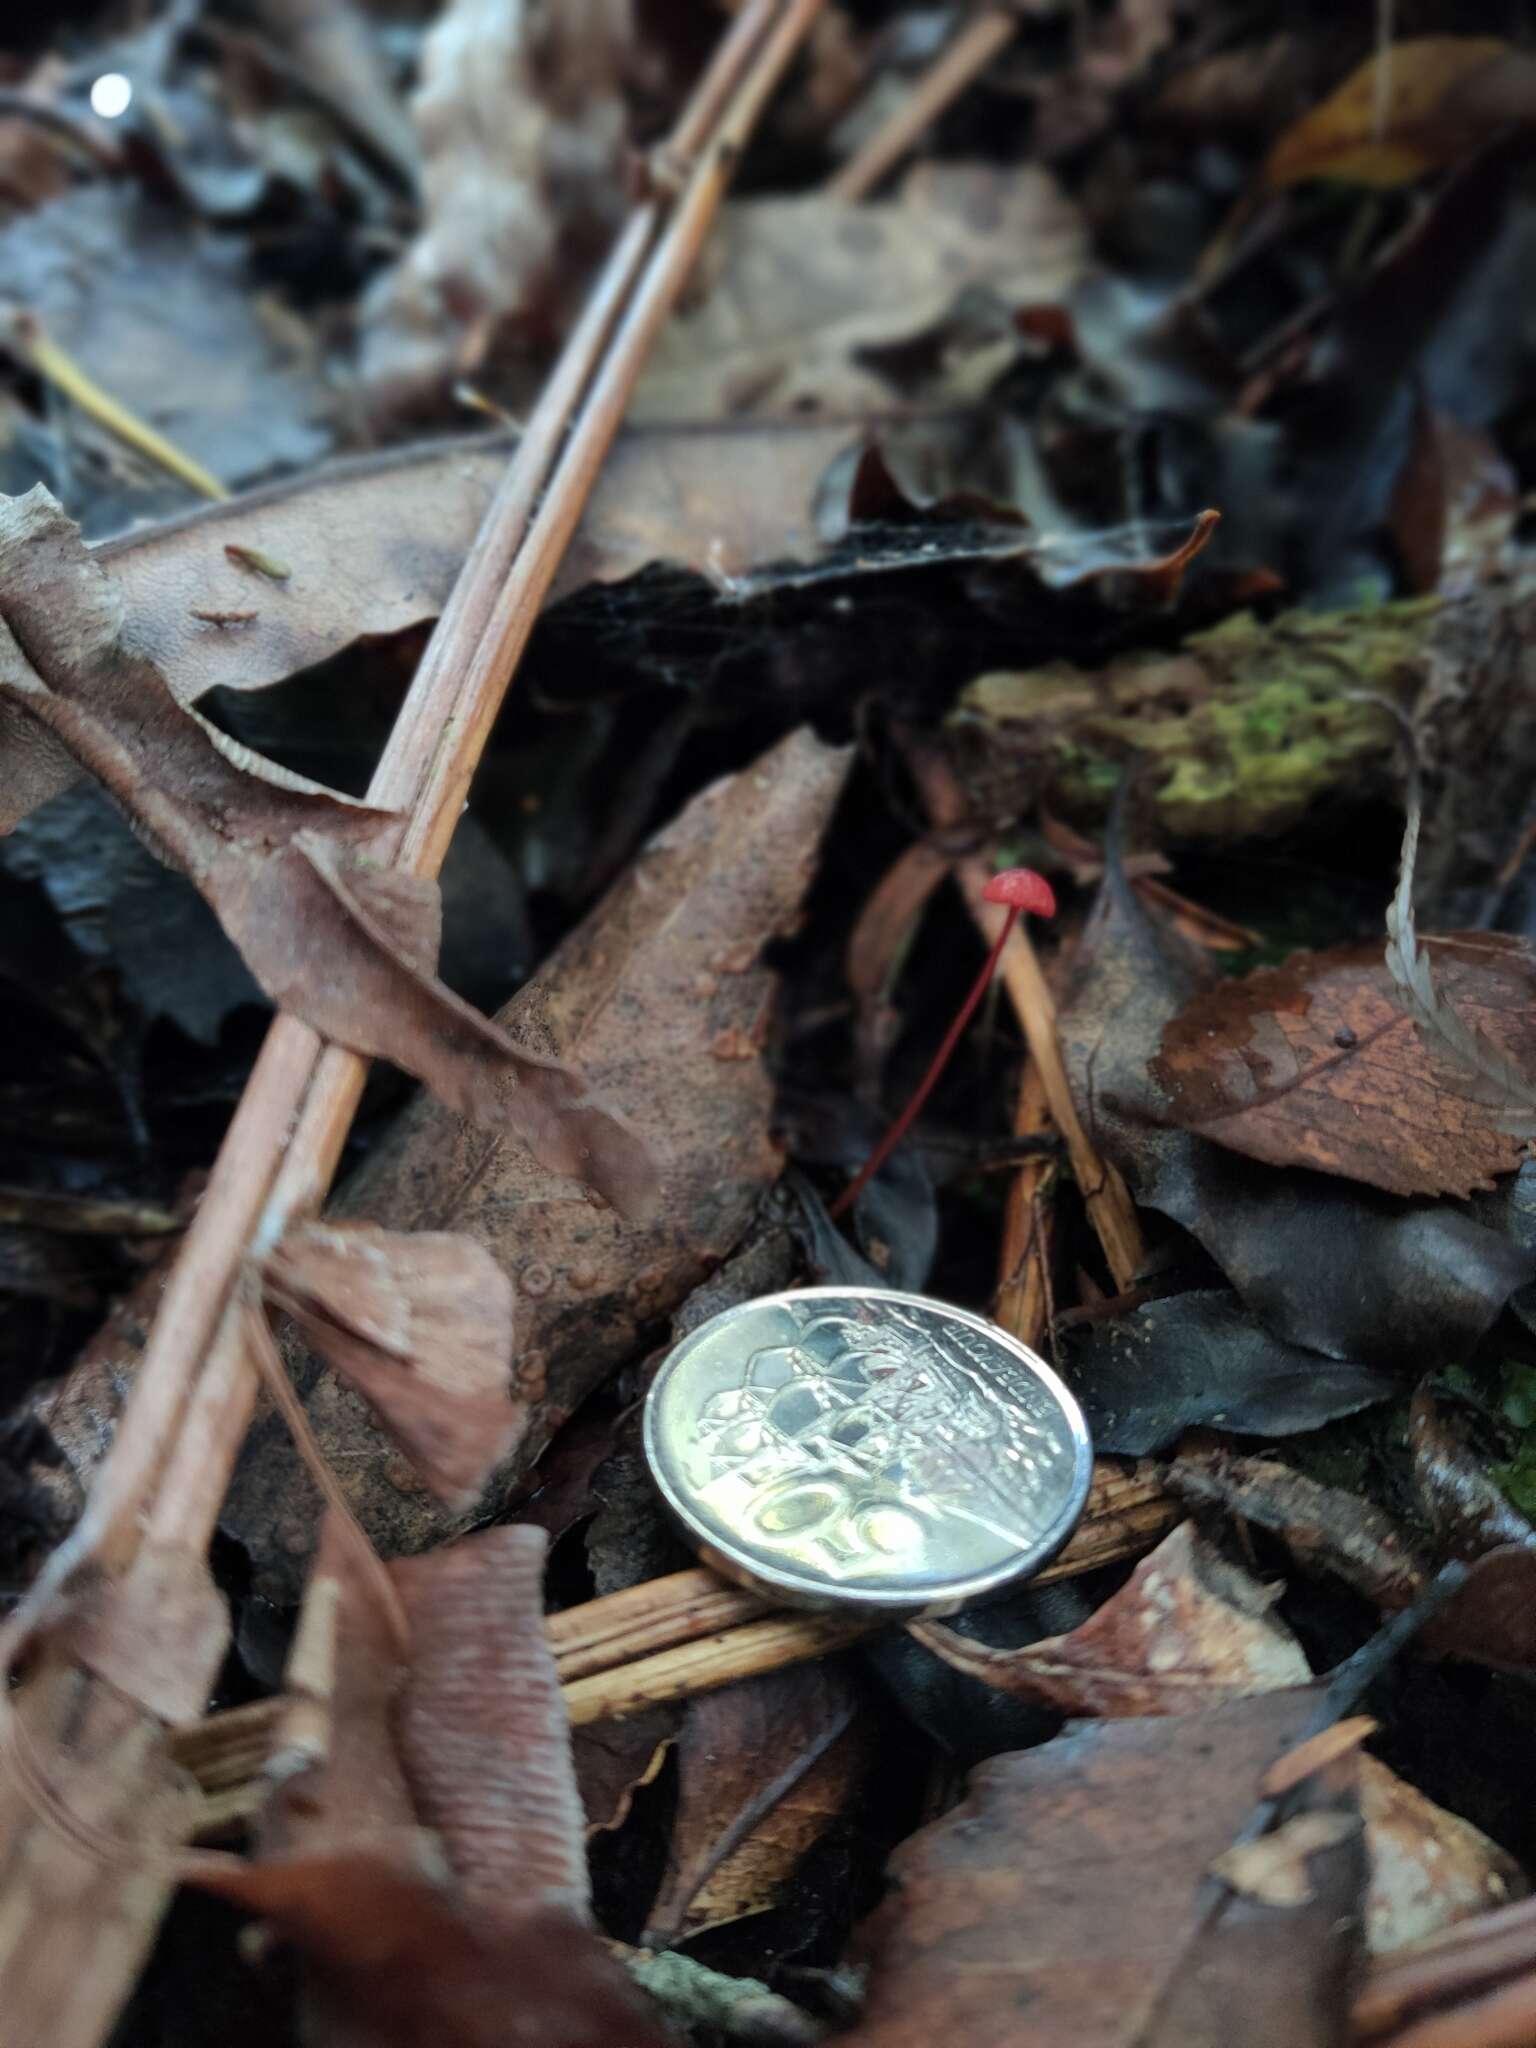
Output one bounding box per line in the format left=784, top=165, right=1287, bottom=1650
left=830, top=867, right=1057, bottom=1221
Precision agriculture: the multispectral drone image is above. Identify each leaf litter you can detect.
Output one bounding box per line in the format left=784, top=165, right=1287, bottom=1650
left=9, top=6, right=1536, bottom=2048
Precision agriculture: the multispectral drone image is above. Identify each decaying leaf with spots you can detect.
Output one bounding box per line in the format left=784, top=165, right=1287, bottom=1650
left=222, top=728, right=852, bottom=1595
left=1150, top=937, right=1536, bottom=1199
left=0, top=487, right=654, bottom=1214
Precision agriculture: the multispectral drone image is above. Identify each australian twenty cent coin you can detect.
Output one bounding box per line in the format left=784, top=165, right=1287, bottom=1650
left=643, top=1286, right=1092, bottom=1618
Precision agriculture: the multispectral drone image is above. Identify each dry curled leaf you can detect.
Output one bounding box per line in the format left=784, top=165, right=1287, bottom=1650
left=911, top=1521, right=1309, bottom=1716
left=264, top=1221, right=517, bottom=1508
left=1263, top=38, right=1529, bottom=190
left=223, top=728, right=851, bottom=1592
left=392, top=1526, right=588, bottom=1918
left=237, top=1518, right=656, bottom=2048
left=1150, top=938, right=1536, bottom=1199
left=0, top=487, right=655, bottom=1217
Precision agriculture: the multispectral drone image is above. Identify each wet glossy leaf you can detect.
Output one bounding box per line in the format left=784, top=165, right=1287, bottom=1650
left=1068, top=1290, right=1400, bottom=1455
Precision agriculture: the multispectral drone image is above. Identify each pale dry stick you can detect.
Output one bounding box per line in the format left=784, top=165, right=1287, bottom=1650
left=10, top=313, right=230, bottom=502
left=137, top=0, right=835, bottom=1573
left=827, top=5, right=1018, bottom=201
left=993, top=1056, right=1056, bottom=1348
left=979, top=871, right=1146, bottom=1290
left=547, top=1572, right=770, bottom=1681
left=0, top=8, right=825, bottom=2040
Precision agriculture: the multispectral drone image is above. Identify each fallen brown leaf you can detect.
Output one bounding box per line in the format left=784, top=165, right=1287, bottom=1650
left=194, top=1853, right=670, bottom=2048
left=217, top=1517, right=669, bottom=2048
left=93, top=417, right=855, bottom=709
left=643, top=1661, right=861, bottom=1946
left=910, top=1520, right=1308, bottom=1715
left=1150, top=937, right=1536, bottom=1199
left=909, top=1519, right=1518, bottom=1954
left=221, top=727, right=851, bottom=1592
left=841, top=1689, right=1361, bottom=2048
left=0, top=487, right=655, bottom=1216
left=573, top=1705, right=679, bottom=1837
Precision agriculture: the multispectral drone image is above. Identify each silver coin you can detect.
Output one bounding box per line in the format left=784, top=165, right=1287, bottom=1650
left=643, top=1285, right=1092, bottom=1618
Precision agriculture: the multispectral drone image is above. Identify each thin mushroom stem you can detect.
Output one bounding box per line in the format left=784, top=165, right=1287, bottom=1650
left=831, top=867, right=1055, bottom=1221
left=830, top=910, right=1016, bottom=1220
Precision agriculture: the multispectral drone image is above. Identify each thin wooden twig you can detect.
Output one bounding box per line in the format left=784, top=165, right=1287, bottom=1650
left=171, top=1459, right=1176, bottom=1824
left=827, top=6, right=1018, bottom=201
left=0, top=7, right=826, bottom=2041
left=994, top=1056, right=1056, bottom=1349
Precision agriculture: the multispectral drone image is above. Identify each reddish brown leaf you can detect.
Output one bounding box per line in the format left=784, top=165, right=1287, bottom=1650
left=842, top=1689, right=1360, bottom=2048
left=1150, top=937, right=1536, bottom=1198
left=392, top=1526, right=588, bottom=1918
left=192, top=1853, right=670, bottom=2048
left=0, top=487, right=656, bottom=1218
left=910, top=1521, right=1309, bottom=1716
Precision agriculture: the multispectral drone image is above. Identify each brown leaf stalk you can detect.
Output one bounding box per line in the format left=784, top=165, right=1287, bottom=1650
left=0, top=4, right=826, bottom=2040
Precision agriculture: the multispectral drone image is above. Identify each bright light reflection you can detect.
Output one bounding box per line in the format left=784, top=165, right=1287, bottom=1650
left=89, top=74, right=133, bottom=120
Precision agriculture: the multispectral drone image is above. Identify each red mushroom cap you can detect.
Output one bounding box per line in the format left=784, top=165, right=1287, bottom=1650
left=981, top=867, right=1056, bottom=918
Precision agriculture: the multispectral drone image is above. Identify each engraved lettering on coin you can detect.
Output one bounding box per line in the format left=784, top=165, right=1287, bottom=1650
left=645, top=1287, right=1092, bottom=1615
